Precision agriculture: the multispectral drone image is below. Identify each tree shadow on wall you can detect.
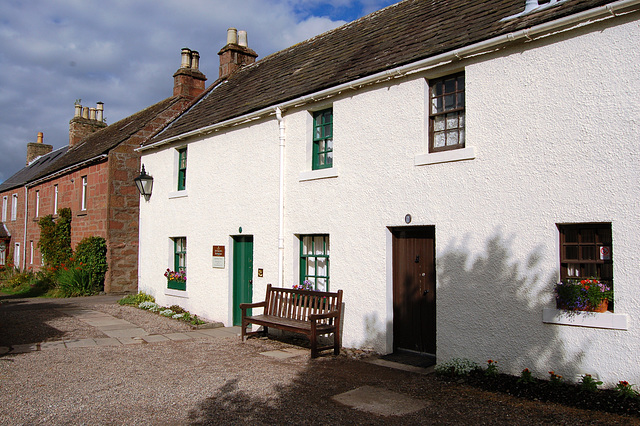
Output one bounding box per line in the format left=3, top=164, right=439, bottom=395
left=361, top=232, right=589, bottom=380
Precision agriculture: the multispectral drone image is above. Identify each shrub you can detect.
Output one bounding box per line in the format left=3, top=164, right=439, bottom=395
left=118, top=292, right=155, bottom=306
left=517, top=368, right=536, bottom=384
left=38, top=208, right=72, bottom=268
left=56, top=263, right=96, bottom=297
left=435, top=358, right=480, bottom=377
left=580, top=374, right=603, bottom=392
left=74, top=236, right=108, bottom=291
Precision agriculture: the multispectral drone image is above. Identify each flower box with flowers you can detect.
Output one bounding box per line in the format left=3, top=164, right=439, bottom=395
left=165, top=269, right=186, bottom=291
left=555, top=278, right=612, bottom=314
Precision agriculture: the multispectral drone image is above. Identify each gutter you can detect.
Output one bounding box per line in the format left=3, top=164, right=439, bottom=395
left=137, top=0, right=640, bottom=153
left=23, top=186, right=27, bottom=270
left=275, top=107, right=285, bottom=287
left=26, top=154, right=108, bottom=188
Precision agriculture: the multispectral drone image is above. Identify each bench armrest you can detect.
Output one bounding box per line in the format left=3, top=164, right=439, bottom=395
left=240, top=301, right=266, bottom=311
left=309, top=310, right=340, bottom=321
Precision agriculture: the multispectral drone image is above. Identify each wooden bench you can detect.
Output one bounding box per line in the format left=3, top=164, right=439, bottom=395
left=240, top=284, right=343, bottom=358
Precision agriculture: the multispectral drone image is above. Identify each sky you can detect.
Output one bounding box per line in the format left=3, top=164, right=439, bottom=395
left=0, top=0, right=398, bottom=183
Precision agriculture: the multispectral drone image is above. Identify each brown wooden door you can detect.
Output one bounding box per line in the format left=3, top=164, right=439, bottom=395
left=392, top=226, right=436, bottom=354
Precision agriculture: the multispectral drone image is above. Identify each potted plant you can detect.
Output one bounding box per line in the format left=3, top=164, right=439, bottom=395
left=555, top=278, right=612, bottom=313
left=165, top=268, right=186, bottom=291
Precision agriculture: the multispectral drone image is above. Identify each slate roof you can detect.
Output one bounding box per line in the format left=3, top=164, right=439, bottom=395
left=0, top=96, right=186, bottom=192
left=148, top=0, right=620, bottom=145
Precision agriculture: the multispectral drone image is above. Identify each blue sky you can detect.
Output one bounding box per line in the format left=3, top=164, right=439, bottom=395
left=0, top=0, right=398, bottom=183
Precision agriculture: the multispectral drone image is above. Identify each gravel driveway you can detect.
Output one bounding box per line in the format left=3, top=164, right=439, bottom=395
left=0, top=295, right=637, bottom=425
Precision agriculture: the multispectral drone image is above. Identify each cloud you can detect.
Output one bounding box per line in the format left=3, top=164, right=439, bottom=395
left=0, top=0, right=396, bottom=183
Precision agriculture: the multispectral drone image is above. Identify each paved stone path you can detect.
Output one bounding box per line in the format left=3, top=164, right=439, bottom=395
left=1, top=307, right=241, bottom=355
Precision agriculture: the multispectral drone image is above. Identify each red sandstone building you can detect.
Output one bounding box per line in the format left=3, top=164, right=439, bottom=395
left=0, top=49, right=206, bottom=292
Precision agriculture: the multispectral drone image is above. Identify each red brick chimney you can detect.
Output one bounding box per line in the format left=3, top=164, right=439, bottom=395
left=218, top=28, right=258, bottom=79
left=173, top=48, right=207, bottom=98
left=69, top=101, right=107, bottom=147
left=26, top=132, right=53, bottom=165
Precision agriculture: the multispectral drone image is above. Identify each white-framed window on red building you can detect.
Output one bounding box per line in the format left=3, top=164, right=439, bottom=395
left=81, top=176, right=88, bottom=211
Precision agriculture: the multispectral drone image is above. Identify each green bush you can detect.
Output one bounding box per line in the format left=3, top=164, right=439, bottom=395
left=38, top=208, right=72, bottom=268
left=118, top=292, right=155, bottom=306
left=56, top=264, right=96, bottom=297
left=74, top=236, right=108, bottom=291
left=435, top=358, right=480, bottom=377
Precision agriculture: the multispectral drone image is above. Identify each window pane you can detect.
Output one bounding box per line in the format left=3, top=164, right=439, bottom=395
left=434, top=132, right=445, bottom=148
left=432, top=97, right=443, bottom=114
left=307, top=259, right=315, bottom=276
left=434, top=115, right=445, bottom=131
left=459, top=111, right=465, bottom=127
left=316, top=278, right=327, bottom=292
left=457, top=74, right=465, bottom=87
left=314, top=236, right=325, bottom=255
left=444, top=78, right=456, bottom=93
left=565, top=246, right=578, bottom=260
left=325, top=238, right=330, bottom=256
left=326, top=151, right=333, bottom=166
left=459, top=129, right=465, bottom=144
left=323, top=124, right=332, bottom=138
left=446, top=113, right=458, bottom=129
left=326, top=138, right=333, bottom=150
left=581, top=229, right=595, bottom=243
left=582, top=263, right=596, bottom=277
left=564, top=229, right=578, bottom=243
left=457, top=92, right=465, bottom=108
left=581, top=246, right=595, bottom=260
left=317, top=258, right=326, bottom=275
left=446, top=130, right=458, bottom=146
left=319, top=153, right=325, bottom=166
left=567, top=263, right=579, bottom=276
left=434, top=81, right=443, bottom=96
left=303, top=236, right=312, bottom=255
left=315, top=127, right=322, bottom=139
left=444, top=94, right=455, bottom=110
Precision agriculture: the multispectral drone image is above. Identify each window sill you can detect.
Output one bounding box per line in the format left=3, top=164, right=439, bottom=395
left=542, top=308, right=628, bottom=330
left=77, top=211, right=87, bottom=217
left=299, top=168, right=338, bottom=182
left=414, top=146, right=476, bottom=166
left=164, top=288, right=188, bottom=298
left=168, top=190, right=188, bottom=199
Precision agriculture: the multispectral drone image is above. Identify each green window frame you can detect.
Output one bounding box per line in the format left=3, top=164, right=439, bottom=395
left=177, top=148, right=187, bottom=191
left=312, top=109, right=333, bottom=170
left=429, top=72, right=465, bottom=152
left=169, top=237, right=186, bottom=291
left=299, top=234, right=329, bottom=291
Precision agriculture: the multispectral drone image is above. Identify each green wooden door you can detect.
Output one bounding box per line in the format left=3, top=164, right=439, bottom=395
left=232, top=236, right=253, bottom=326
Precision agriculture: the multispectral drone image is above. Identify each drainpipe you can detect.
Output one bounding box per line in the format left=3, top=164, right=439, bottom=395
left=275, top=107, right=285, bottom=287
left=23, top=186, right=28, bottom=270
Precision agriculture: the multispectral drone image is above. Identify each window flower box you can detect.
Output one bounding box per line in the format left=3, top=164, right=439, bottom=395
left=165, top=268, right=186, bottom=291
left=555, top=278, right=612, bottom=313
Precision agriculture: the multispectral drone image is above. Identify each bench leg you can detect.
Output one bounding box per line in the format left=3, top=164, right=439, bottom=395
left=310, top=322, right=318, bottom=358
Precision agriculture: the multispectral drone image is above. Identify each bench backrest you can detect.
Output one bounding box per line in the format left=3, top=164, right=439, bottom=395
left=264, top=284, right=343, bottom=324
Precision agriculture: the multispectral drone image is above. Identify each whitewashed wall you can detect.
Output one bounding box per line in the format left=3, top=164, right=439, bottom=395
left=139, top=15, right=640, bottom=385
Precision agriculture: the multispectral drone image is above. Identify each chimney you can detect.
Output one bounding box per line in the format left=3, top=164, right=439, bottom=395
left=26, top=132, right=53, bottom=165
left=69, top=101, right=107, bottom=147
left=218, top=28, right=258, bottom=79
left=173, top=47, right=207, bottom=98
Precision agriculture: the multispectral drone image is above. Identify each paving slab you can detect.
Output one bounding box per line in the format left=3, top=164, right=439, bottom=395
left=103, top=328, right=148, bottom=339
left=39, top=341, right=67, bottom=350
left=141, top=334, right=170, bottom=343
left=259, top=349, right=302, bottom=359
left=94, top=337, right=122, bottom=346
left=366, top=358, right=434, bottom=375
left=10, top=344, right=37, bottom=354
left=64, top=338, right=98, bottom=348
left=196, top=327, right=241, bottom=338
left=116, top=337, right=145, bottom=345
left=164, top=332, right=193, bottom=341
left=0, top=346, right=10, bottom=355
left=183, top=331, right=212, bottom=339
left=332, top=386, right=429, bottom=416
left=81, top=318, right=134, bottom=328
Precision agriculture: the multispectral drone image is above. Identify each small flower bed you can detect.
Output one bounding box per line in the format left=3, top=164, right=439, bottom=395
left=435, top=358, right=639, bottom=417
left=117, top=293, right=206, bottom=326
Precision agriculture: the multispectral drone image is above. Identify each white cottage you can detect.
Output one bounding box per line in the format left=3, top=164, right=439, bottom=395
left=137, top=0, right=640, bottom=385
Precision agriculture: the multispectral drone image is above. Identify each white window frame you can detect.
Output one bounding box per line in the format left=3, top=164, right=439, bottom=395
left=35, top=190, right=40, bottom=218
left=29, top=241, right=34, bottom=265
left=81, top=176, right=88, bottom=211
left=0, top=243, right=5, bottom=266
left=53, top=184, right=58, bottom=214
left=2, top=196, right=7, bottom=222
left=11, top=194, right=18, bottom=221
left=14, top=242, right=20, bottom=268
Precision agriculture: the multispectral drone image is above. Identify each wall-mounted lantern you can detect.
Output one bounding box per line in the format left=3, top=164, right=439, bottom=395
left=134, top=165, right=154, bottom=201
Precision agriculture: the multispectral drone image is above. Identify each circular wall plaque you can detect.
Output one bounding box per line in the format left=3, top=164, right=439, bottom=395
left=405, top=214, right=412, bottom=224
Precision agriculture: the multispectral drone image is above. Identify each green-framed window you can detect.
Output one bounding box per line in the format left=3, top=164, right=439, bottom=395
left=300, top=234, right=329, bottom=291
left=177, top=148, right=187, bottom=190
left=312, top=109, right=333, bottom=170
left=429, top=72, right=465, bottom=152
left=169, top=237, right=187, bottom=290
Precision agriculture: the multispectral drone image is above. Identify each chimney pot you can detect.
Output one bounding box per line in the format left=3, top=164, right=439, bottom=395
left=74, top=103, right=82, bottom=118
left=227, top=28, right=238, bottom=45
left=82, top=107, right=89, bottom=119
left=238, top=30, right=248, bottom=47
left=181, top=47, right=192, bottom=68
left=37, top=132, right=43, bottom=144
left=96, top=102, right=104, bottom=122
left=89, top=107, right=96, bottom=121
left=191, top=50, right=200, bottom=70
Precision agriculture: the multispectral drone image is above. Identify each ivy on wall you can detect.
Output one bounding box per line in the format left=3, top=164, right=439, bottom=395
left=37, top=208, right=72, bottom=269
